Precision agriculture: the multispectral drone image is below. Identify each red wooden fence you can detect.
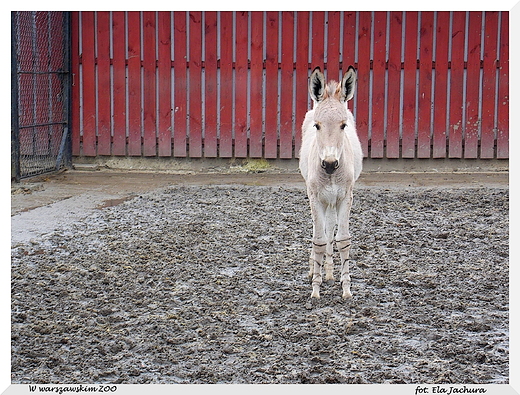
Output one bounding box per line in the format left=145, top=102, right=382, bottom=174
left=71, top=11, right=509, bottom=160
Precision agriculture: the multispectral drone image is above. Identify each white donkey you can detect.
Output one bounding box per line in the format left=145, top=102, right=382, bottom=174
left=299, top=66, right=363, bottom=299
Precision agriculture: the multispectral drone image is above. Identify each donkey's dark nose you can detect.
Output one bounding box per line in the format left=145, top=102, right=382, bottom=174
left=321, top=159, right=339, bottom=174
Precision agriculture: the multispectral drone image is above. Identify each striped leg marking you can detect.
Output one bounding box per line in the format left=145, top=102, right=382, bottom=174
left=337, top=238, right=352, bottom=299
left=309, top=241, right=327, bottom=298
left=324, top=242, right=335, bottom=283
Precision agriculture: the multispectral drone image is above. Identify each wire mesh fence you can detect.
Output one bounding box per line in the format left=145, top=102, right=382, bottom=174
left=12, top=11, right=71, bottom=181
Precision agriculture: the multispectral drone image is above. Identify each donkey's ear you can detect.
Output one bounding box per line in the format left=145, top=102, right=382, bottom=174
left=309, top=67, right=326, bottom=103
left=340, top=66, right=357, bottom=102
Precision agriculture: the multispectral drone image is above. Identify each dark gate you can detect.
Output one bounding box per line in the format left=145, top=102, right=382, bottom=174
left=12, top=11, right=72, bottom=181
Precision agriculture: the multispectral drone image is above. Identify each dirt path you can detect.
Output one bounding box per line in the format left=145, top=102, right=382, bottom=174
left=11, top=169, right=508, bottom=216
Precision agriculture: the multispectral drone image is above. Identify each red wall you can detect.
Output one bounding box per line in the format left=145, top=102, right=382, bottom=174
left=71, top=11, right=509, bottom=159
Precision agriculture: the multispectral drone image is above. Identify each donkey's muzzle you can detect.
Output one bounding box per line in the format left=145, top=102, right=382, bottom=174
left=321, top=159, right=339, bottom=174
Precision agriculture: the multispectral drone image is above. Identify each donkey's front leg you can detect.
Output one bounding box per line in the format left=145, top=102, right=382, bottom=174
left=308, top=197, right=327, bottom=298
left=324, top=207, right=336, bottom=284
left=336, top=188, right=354, bottom=299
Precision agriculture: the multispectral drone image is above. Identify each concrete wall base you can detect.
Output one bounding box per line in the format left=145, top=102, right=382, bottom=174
left=73, top=156, right=509, bottom=174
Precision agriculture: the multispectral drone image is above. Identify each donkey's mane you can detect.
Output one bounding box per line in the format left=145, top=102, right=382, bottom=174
left=324, top=81, right=341, bottom=99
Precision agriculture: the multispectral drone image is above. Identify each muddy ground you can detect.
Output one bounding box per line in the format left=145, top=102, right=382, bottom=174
left=11, top=180, right=509, bottom=384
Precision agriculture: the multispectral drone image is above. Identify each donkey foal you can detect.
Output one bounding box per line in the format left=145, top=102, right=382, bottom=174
left=299, top=66, right=363, bottom=299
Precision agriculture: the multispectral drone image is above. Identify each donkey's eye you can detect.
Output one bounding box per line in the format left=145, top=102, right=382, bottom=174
left=314, top=123, right=321, bottom=131
left=340, top=123, right=347, bottom=130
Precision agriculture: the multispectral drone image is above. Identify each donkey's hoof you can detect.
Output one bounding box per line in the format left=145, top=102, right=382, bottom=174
left=342, top=289, right=353, bottom=299
left=325, top=277, right=335, bottom=286
left=311, top=287, right=320, bottom=299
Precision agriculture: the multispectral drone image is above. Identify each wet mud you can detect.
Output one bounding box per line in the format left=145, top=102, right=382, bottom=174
left=11, top=184, right=509, bottom=384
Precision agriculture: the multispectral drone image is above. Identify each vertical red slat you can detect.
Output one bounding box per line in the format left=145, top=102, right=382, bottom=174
left=402, top=11, right=418, bottom=158
left=294, top=11, right=309, bottom=159
left=249, top=11, right=264, bottom=158
left=71, top=12, right=81, bottom=156
left=264, top=11, right=279, bottom=159
left=157, top=12, right=172, bottom=157
left=417, top=11, right=434, bottom=158
left=173, top=12, right=187, bottom=157
left=371, top=11, right=386, bottom=158
left=356, top=11, right=371, bottom=158
left=480, top=11, right=499, bottom=159
left=142, top=12, right=157, bottom=156
left=449, top=11, right=466, bottom=158
left=188, top=11, right=202, bottom=158
left=203, top=12, right=218, bottom=158
left=81, top=11, right=97, bottom=156
left=279, top=11, right=294, bottom=159
left=311, top=11, right=325, bottom=71
left=386, top=11, right=403, bottom=159
left=496, top=11, right=508, bottom=159
left=96, top=12, right=111, bottom=156
left=464, top=11, right=482, bottom=159
left=234, top=11, right=249, bottom=158
left=112, top=12, right=126, bottom=156
left=342, top=11, right=357, bottom=131
left=327, top=11, right=341, bottom=82
left=127, top=12, right=142, bottom=156
left=219, top=11, right=234, bottom=158
left=342, top=12, right=356, bottom=69
left=433, top=11, right=450, bottom=158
